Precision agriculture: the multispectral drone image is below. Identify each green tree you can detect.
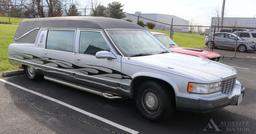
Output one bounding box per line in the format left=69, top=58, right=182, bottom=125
left=67, top=4, right=80, bottom=16
left=105, top=1, right=125, bottom=19
left=46, top=0, right=63, bottom=17
left=146, top=22, right=156, bottom=29
left=137, top=20, right=145, bottom=27
left=91, top=4, right=107, bottom=16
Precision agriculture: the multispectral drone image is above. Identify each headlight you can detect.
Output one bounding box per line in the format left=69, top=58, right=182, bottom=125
left=187, top=82, right=222, bottom=94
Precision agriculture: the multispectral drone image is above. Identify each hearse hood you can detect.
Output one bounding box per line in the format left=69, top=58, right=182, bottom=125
left=129, top=52, right=237, bottom=82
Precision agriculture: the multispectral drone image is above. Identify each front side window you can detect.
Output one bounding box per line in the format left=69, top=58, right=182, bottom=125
left=46, top=30, right=75, bottom=52
left=79, top=31, right=110, bottom=55
left=214, top=33, right=223, bottom=38
left=107, top=30, right=168, bottom=57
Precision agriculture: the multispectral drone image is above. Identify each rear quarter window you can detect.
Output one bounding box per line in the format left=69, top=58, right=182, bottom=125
left=15, top=29, right=39, bottom=43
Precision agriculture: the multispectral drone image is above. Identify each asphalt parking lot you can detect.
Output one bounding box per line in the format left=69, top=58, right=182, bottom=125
left=0, top=58, right=255, bottom=134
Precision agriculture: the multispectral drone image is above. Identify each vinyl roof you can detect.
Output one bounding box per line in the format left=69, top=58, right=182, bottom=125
left=15, top=16, right=143, bottom=39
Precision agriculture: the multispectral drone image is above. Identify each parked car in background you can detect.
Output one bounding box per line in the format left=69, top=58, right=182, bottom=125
left=234, top=31, right=256, bottom=43
left=152, top=32, right=221, bottom=61
left=205, top=32, right=256, bottom=52
left=9, top=17, right=245, bottom=121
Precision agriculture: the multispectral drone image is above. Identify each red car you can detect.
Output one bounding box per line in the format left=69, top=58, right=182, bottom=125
left=152, top=32, right=221, bottom=61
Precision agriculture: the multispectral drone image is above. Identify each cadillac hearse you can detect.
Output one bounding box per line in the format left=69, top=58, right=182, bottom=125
left=8, top=17, right=245, bottom=120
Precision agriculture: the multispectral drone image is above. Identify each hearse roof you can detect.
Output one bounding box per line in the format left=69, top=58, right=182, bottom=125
left=15, top=16, right=143, bottom=39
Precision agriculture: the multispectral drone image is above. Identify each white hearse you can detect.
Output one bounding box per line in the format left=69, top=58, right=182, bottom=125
left=8, top=17, right=245, bottom=120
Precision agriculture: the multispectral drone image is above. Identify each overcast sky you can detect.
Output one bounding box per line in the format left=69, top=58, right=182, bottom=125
left=77, top=0, right=256, bottom=25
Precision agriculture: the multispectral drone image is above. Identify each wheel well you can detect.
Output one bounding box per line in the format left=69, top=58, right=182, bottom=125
left=237, top=44, right=247, bottom=49
left=238, top=44, right=246, bottom=47
left=131, top=76, right=175, bottom=99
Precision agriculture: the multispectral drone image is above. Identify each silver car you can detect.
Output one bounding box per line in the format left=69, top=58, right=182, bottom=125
left=205, top=32, right=256, bottom=52
left=8, top=17, right=245, bottom=121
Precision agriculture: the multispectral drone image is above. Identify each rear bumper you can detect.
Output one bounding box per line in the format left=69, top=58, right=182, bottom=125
left=176, top=81, right=245, bottom=112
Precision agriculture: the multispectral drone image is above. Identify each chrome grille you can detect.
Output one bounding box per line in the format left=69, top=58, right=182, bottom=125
left=221, top=78, right=236, bottom=94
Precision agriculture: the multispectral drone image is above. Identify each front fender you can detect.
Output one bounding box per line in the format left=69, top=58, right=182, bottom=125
left=131, top=72, right=179, bottom=95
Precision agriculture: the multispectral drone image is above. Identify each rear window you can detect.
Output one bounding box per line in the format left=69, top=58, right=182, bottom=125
left=15, top=29, right=39, bottom=43
left=46, top=30, right=75, bottom=52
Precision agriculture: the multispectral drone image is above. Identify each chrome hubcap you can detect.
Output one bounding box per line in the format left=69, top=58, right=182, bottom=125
left=144, top=92, right=159, bottom=111
left=27, top=66, right=35, bottom=77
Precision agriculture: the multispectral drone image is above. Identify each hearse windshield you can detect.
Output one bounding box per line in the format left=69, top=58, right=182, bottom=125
left=107, top=30, right=169, bottom=57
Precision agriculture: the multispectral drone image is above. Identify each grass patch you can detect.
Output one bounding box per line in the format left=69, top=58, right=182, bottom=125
left=0, top=17, right=23, bottom=24
left=0, top=24, right=19, bottom=72
left=150, top=29, right=205, bottom=48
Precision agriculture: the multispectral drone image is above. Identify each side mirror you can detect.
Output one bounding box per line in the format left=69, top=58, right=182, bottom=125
left=95, top=51, right=116, bottom=60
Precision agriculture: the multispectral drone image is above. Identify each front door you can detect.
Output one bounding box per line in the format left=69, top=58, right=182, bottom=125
left=74, top=30, right=123, bottom=93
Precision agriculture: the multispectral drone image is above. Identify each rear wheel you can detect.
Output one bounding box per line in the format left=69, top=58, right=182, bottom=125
left=237, top=45, right=247, bottom=52
left=135, top=81, right=175, bottom=121
left=24, top=65, right=44, bottom=80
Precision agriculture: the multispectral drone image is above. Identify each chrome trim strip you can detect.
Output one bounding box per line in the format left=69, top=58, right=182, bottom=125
left=74, top=76, right=118, bottom=90
left=45, top=76, right=123, bottom=99
left=15, top=27, right=40, bottom=41
left=45, top=76, right=103, bottom=96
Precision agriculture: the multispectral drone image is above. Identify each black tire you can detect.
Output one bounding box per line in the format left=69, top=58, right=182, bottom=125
left=24, top=65, right=44, bottom=80
left=135, top=81, right=175, bottom=121
left=237, top=45, right=247, bottom=52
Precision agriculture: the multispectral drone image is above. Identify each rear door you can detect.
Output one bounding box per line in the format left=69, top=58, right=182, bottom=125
left=213, top=33, right=226, bottom=47
left=43, top=29, right=76, bottom=81
left=74, top=29, right=124, bottom=94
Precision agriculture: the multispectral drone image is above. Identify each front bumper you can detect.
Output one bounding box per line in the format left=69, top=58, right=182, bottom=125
left=176, top=80, right=245, bottom=112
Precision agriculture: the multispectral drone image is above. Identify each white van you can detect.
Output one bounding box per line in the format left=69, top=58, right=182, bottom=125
left=234, top=31, right=256, bottom=43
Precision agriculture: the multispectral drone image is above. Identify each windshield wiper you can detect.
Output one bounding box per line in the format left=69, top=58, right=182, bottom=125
left=129, top=53, right=153, bottom=57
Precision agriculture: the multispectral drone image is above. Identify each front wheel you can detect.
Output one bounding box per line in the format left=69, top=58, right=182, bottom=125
left=237, top=45, right=247, bottom=52
left=24, top=65, right=44, bottom=80
left=135, top=81, right=175, bottom=121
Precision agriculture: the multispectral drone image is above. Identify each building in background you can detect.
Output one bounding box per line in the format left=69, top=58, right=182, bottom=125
left=125, top=12, right=189, bottom=32
left=211, top=17, right=256, bottom=30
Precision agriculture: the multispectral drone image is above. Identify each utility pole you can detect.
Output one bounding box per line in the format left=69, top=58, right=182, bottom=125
left=221, top=0, right=226, bottom=28
left=170, top=18, right=174, bottom=39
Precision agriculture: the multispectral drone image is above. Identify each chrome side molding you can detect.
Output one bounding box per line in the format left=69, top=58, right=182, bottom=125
left=44, top=76, right=122, bottom=100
